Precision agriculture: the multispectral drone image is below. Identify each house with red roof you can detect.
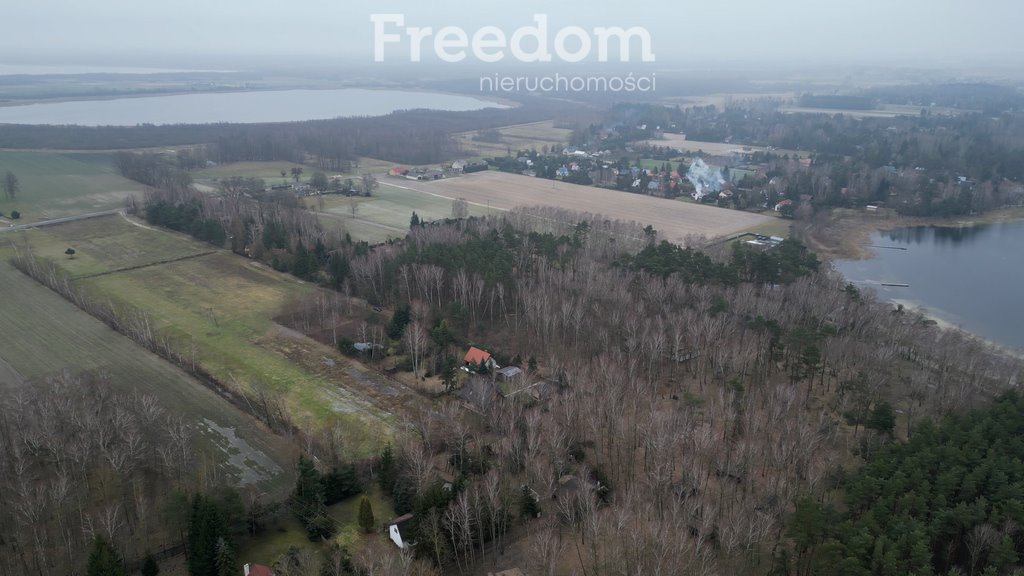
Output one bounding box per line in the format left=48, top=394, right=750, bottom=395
left=244, top=564, right=274, bottom=576
left=463, top=346, right=498, bottom=371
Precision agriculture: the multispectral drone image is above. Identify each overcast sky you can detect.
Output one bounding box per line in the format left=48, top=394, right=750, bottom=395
left=4, top=0, right=1022, bottom=70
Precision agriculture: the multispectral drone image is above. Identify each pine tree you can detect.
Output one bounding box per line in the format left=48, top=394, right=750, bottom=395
left=86, top=535, right=126, bottom=576
left=293, top=455, right=334, bottom=539
left=214, top=537, right=237, bottom=576
left=358, top=496, right=375, bottom=533
left=141, top=554, right=160, bottom=576
left=378, top=443, right=396, bottom=492
left=188, top=494, right=229, bottom=576
left=410, top=211, right=421, bottom=228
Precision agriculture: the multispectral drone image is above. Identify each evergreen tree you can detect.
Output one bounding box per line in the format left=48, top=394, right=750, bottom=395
left=378, top=443, right=396, bottom=493
left=358, top=496, right=375, bottom=533
left=187, top=494, right=231, bottom=576
left=214, top=537, right=237, bottom=576
left=86, top=535, right=126, bottom=576
left=410, top=211, right=421, bottom=228
left=293, top=456, right=335, bottom=540
left=141, top=554, right=160, bottom=576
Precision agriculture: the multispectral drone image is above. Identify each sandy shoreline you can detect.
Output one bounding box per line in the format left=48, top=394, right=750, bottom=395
left=796, top=206, right=1024, bottom=261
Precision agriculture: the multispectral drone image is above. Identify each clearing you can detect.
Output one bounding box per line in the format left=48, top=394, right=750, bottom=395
left=387, top=170, right=773, bottom=242
left=454, top=120, right=575, bottom=158
left=310, top=183, right=502, bottom=243
left=0, top=150, right=147, bottom=224
left=0, top=258, right=295, bottom=496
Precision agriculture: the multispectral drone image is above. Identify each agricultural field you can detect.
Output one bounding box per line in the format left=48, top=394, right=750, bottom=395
left=391, top=170, right=774, bottom=242
left=310, top=182, right=502, bottom=243
left=0, top=258, right=295, bottom=496
left=0, top=150, right=148, bottom=224
left=6, top=215, right=407, bottom=457
left=454, top=120, right=574, bottom=158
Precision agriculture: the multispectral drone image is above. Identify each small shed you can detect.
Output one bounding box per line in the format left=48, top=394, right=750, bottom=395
left=495, top=366, right=523, bottom=382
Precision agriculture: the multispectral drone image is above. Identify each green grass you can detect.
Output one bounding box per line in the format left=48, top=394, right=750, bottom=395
left=15, top=214, right=209, bottom=277
left=0, top=150, right=147, bottom=223
left=312, top=183, right=501, bottom=243
left=239, top=486, right=396, bottom=566
left=0, top=258, right=296, bottom=496
left=194, top=161, right=314, bottom=183
left=8, top=215, right=396, bottom=454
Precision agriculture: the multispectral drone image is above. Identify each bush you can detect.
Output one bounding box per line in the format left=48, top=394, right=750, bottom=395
left=10, top=210, right=20, bottom=220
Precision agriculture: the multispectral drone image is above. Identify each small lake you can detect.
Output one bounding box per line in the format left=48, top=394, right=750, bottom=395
left=0, top=88, right=505, bottom=126
left=834, top=220, right=1024, bottom=352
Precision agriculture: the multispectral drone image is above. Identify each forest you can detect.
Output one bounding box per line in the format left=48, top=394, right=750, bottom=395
left=271, top=207, right=1022, bottom=575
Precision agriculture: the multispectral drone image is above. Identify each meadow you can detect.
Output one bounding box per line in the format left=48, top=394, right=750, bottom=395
left=454, top=120, right=574, bottom=158
left=0, top=150, right=147, bottom=224
left=311, top=182, right=502, bottom=243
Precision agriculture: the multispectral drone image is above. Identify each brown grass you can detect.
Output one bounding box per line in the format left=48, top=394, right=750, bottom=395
left=388, top=171, right=772, bottom=242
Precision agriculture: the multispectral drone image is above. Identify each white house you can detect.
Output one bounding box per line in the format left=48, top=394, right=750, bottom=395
left=388, top=513, right=415, bottom=549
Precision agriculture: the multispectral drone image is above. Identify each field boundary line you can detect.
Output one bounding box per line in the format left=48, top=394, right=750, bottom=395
left=73, top=249, right=217, bottom=280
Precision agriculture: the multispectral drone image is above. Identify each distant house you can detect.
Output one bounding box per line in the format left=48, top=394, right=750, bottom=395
left=244, top=564, right=274, bottom=576
left=463, top=346, right=498, bottom=371
left=451, top=159, right=467, bottom=173
left=389, top=166, right=408, bottom=177
left=774, top=199, right=794, bottom=212
left=353, top=342, right=379, bottom=353
left=388, top=513, right=415, bottom=549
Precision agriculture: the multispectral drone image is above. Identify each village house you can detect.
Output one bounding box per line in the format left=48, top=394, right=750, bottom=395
left=463, top=346, right=498, bottom=371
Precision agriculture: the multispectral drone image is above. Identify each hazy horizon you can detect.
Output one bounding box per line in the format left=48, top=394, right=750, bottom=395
left=4, top=0, right=1023, bottom=74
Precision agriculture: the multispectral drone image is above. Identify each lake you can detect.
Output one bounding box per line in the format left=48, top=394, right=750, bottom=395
left=834, top=220, right=1024, bottom=352
left=0, top=88, right=505, bottom=126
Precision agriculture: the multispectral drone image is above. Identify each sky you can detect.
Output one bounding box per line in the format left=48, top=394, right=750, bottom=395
left=3, top=0, right=1022, bottom=71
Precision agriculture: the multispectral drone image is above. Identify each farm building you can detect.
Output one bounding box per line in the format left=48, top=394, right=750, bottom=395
left=387, top=513, right=415, bottom=549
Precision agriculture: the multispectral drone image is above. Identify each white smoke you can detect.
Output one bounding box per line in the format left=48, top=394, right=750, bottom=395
left=686, top=158, right=726, bottom=200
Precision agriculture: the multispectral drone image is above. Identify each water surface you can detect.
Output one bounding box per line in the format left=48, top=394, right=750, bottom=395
left=0, top=88, right=504, bottom=125
left=834, top=221, right=1024, bottom=351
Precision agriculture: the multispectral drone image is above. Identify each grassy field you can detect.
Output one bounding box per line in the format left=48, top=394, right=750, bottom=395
left=7, top=215, right=400, bottom=457
left=390, top=171, right=773, bottom=243
left=193, top=160, right=312, bottom=184
left=639, top=134, right=808, bottom=158
left=311, top=182, right=502, bottom=243
left=13, top=213, right=210, bottom=278
left=454, top=120, right=574, bottom=157
left=0, top=150, right=147, bottom=224
left=0, top=258, right=295, bottom=496
left=239, top=486, right=396, bottom=566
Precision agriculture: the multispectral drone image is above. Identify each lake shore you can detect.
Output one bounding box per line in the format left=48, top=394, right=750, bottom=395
left=890, top=298, right=1024, bottom=360
left=796, top=205, right=1024, bottom=261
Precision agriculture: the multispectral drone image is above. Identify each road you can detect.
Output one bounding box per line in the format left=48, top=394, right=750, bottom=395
left=0, top=208, right=123, bottom=233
